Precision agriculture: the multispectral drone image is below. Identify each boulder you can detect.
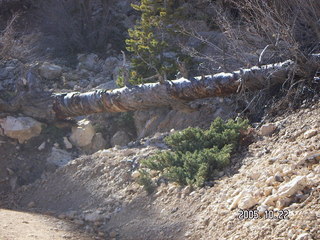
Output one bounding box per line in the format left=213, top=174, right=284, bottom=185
left=69, top=119, right=95, bottom=147
left=111, top=131, right=130, bottom=147
left=260, top=123, right=277, bottom=136
left=0, top=116, right=42, bottom=143
left=39, top=62, right=62, bottom=80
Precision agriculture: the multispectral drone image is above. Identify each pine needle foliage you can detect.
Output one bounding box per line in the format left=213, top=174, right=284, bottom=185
left=124, top=0, right=191, bottom=85
left=140, top=118, right=249, bottom=187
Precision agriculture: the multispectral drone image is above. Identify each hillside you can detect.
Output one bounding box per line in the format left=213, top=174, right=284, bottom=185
left=1, top=96, right=319, bottom=240
left=0, top=0, right=319, bottom=240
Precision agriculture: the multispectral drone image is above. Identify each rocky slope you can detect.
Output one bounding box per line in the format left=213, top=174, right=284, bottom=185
left=2, top=100, right=319, bottom=240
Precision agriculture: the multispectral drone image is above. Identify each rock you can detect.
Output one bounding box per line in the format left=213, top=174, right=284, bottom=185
left=70, top=119, right=95, bottom=147
left=304, top=129, right=317, bottom=139
left=131, top=170, right=141, bottom=179
left=257, top=205, right=268, bottom=216
left=263, top=187, right=273, bottom=196
left=38, top=141, right=46, bottom=151
left=58, top=214, right=66, bottom=219
left=111, top=130, right=130, bottom=147
left=296, top=233, right=313, bottom=240
left=260, top=123, right=277, bottom=136
left=262, top=195, right=278, bottom=207
left=103, top=56, right=120, bottom=79
left=300, top=151, right=320, bottom=165
left=77, top=53, right=100, bottom=72
left=238, top=194, right=258, bottom=210
left=39, top=62, right=62, bottom=80
left=95, top=80, right=118, bottom=90
left=266, top=176, right=276, bottom=186
left=0, top=116, right=42, bottom=143
left=109, top=231, right=117, bottom=238
left=90, top=132, right=107, bottom=152
left=27, top=201, right=36, bottom=208
left=277, top=176, right=307, bottom=199
left=63, top=137, right=73, bottom=149
left=47, top=147, right=72, bottom=166
left=275, top=197, right=291, bottom=209
left=84, top=211, right=103, bottom=222
left=229, top=191, right=244, bottom=210
left=73, top=219, right=84, bottom=225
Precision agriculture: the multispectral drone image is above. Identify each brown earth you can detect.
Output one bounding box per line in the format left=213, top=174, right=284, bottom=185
left=0, top=209, right=94, bottom=240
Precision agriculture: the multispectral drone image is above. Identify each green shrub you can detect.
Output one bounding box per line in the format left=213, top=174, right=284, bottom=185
left=140, top=117, right=249, bottom=187
left=136, top=169, right=156, bottom=194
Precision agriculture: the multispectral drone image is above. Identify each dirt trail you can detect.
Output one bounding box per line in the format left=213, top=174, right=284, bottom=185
left=0, top=209, right=93, bottom=240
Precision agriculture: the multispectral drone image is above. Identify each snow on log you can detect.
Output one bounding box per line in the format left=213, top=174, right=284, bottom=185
left=53, top=60, right=294, bottom=119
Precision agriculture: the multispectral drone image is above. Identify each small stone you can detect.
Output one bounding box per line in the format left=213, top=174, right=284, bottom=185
left=266, top=176, right=275, bottom=186
left=131, top=170, right=141, bottom=179
left=63, top=137, right=73, bottom=149
left=58, top=214, right=66, bottom=219
left=301, top=151, right=320, bottom=165
left=229, top=191, right=244, bottom=210
left=73, top=219, right=84, bottom=225
left=109, top=231, right=117, bottom=238
left=262, top=195, right=278, bottom=207
left=238, top=195, right=258, bottom=210
left=277, top=176, right=307, bottom=198
left=275, top=174, right=284, bottom=182
left=304, top=129, right=317, bottom=139
left=296, top=233, right=313, bottom=240
left=27, top=201, right=35, bottom=208
left=84, top=211, right=102, bottom=222
left=257, top=205, right=268, bottom=216
left=38, top=142, right=46, bottom=151
left=260, top=123, right=277, bottom=136
left=182, top=186, right=192, bottom=195
left=263, top=187, right=273, bottom=196
left=275, top=197, right=291, bottom=209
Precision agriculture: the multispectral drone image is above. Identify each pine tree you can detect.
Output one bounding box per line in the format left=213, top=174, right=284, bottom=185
left=124, top=0, right=181, bottom=85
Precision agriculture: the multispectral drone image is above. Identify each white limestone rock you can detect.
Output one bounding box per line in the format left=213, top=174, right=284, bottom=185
left=260, top=123, right=277, bottom=136
left=0, top=116, right=42, bottom=143
left=70, top=119, right=95, bottom=147
left=238, top=194, right=258, bottom=210
left=277, top=176, right=307, bottom=199
left=303, top=129, right=317, bottom=139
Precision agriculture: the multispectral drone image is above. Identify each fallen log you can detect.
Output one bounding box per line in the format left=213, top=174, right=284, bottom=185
left=53, top=60, right=294, bottom=119
left=0, top=60, right=296, bottom=121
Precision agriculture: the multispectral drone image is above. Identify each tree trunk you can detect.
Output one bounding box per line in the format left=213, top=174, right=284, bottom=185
left=0, top=60, right=296, bottom=121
